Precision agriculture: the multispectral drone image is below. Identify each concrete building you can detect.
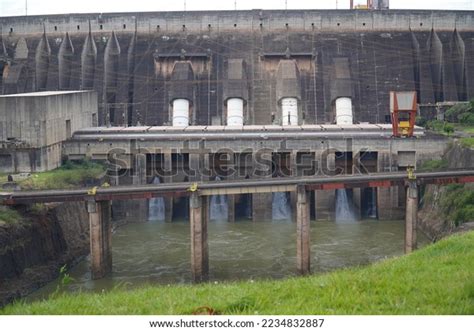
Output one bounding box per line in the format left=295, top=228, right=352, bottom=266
left=0, top=90, right=97, bottom=172
left=0, top=10, right=473, bottom=126
left=0, top=9, right=466, bottom=220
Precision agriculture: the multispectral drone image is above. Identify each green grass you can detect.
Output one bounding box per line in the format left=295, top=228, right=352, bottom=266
left=2, top=231, right=474, bottom=315
left=454, top=124, right=474, bottom=135
left=1, top=161, right=106, bottom=190
left=440, top=184, right=474, bottom=226
left=426, top=120, right=455, bottom=135
left=418, top=159, right=449, bottom=172
left=464, top=127, right=474, bottom=134
left=0, top=207, right=22, bottom=225
left=460, top=137, right=474, bottom=148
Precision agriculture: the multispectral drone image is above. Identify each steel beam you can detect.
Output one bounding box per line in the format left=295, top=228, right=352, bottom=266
left=2, top=170, right=474, bottom=205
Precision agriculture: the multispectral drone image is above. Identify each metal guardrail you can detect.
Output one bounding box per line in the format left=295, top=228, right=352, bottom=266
left=1, top=169, right=473, bottom=205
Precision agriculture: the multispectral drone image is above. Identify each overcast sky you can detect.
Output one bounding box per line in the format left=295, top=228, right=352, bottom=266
left=1, top=0, right=473, bottom=17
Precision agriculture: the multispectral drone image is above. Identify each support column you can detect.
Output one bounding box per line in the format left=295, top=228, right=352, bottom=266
left=252, top=150, right=272, bottom=221
left=133, top=153, right=148, bottom=221
left=353, top=188, right=361, bottom=219
left=227, top=152, right=236, bottom=223
left=108, top=165, right=119, bottom=221
left=290, top=151, right=297, bottom=222
left=315, top=150, right=335, bottom=220
left=133, top=153, right=147, bottom=185
left=108, top=164, right=120, bottom=186
left=296, top=185, right=310, bottom=275
left=190, top=192, right=209, bottom=282
left=164, top=152, right=173, bottom=222
left=87, top=200, right=112, bottom=279
left=405, top=181, right=418, bottom=254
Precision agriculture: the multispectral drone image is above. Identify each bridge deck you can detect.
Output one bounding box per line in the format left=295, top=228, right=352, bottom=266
left=1, top=170, right=473, bottom=205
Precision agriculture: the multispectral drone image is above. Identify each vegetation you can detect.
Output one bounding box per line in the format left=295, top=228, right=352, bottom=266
left=425, top=120, right=455, bottom=135
left=2, top=231, right=474, bottom=315
left=0, top=161, right=106, bottom=190
left=439, top=184, right=474, bottom=227
left=418, top=159, right=448, bottom=172
left=0, top=207, right=22, bottom=225
left=423, top=99, right=474, bottom=137
left=460, top=137, right=474, bottom=148
left=445, top=99, right=474, bottom=124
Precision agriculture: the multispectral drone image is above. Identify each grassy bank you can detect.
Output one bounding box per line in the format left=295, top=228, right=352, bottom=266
left=460, top=137, right=474, bottom=148
left=421, top=99, right=474, bottom=141
left=0, top=207, right=21, bottom=226
left=434, top=184, right=474, bottom=227
left=2, top=231, right=473, bottom=315
left=0, top=161, right=106, bottom=190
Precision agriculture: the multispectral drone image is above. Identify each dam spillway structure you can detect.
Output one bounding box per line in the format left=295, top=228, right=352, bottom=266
left=2, top=9, right=474, bottom=124
left=168, top=61, right=195, bottom=127
left=223, top=58, right=249, bottom=126
left=275, top=59, right=301, bottom=126
left=58, top=32, right=75, bottom=90
left=1, top=9, right=473, bottom=223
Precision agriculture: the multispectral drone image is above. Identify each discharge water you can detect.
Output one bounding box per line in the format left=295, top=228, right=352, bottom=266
left=209, top=177, right=229, bottom=221
left=28, top=219, right=428, bottom=301
left=335, top=189, right=358, bottom=222
left=272, top=192, right=292, bottom=221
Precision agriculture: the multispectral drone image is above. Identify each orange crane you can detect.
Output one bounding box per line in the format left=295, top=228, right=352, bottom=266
left=390, top=91, right=417, bottom=138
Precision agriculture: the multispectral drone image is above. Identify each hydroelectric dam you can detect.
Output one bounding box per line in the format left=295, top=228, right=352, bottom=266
left=1, top=8, right=474, bottom=283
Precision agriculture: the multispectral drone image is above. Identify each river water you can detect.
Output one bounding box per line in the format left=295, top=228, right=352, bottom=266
left=28, top=219, right=429, bottom=301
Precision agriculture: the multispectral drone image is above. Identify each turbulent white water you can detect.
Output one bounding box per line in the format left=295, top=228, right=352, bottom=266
left=272, top=192, right=292, bottom=221
left=209, top=177, right=228, bottom=221
left=148, top=177, right=165, bottom=222
left=335, top=189, right=357, bottom=223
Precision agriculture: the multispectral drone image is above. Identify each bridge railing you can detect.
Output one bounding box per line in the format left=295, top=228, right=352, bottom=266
left=1, top=169, right=473, bottom=205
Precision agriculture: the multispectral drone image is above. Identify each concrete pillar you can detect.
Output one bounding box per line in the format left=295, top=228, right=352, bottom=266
left=108, top=162, right=120, bottom=186
left=405, top=181, right=418, bottom=254
left=133, top=153, right=147, bottom=185
left=227, top=196, right=236, bottom=222
left=108, top=166, right=119, bottom=220
left=353, top=188, right=361, bottom=219
left=163, top=152, right=173, bottom=222
left=87, top=200, right=112, bottom=279
left=253, top=193, right=272, bottom=221
left=227, top=153, right=236, bottom=223
left=290, top=151, right=297, bottom=222
left=296, top=185, right=310, bottom=275
left=252, top=151, right=272, bottom=221
left=315, top=150, right=335, bottom=220
left=190, top=192, right=209, bottom=282
left=377, top=151, right=401, bottom=220
left=132, top=153, right=148, bottom=221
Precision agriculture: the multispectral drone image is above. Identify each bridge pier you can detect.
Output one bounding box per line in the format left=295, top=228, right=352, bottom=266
left=296, top=185, right=310, bottom=275
left=87, top=200, right=112, bottom=279
left=405, top=181, right=418, bottom=253
left=164, top=152, right=174, bottom=222
left=133, top=153, right=148, bottom=220
left=190, top=192, right=209, bottom=282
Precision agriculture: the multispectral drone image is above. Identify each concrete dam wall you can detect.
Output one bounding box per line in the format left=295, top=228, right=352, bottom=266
left=1, top=9, right=473, bottom=126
